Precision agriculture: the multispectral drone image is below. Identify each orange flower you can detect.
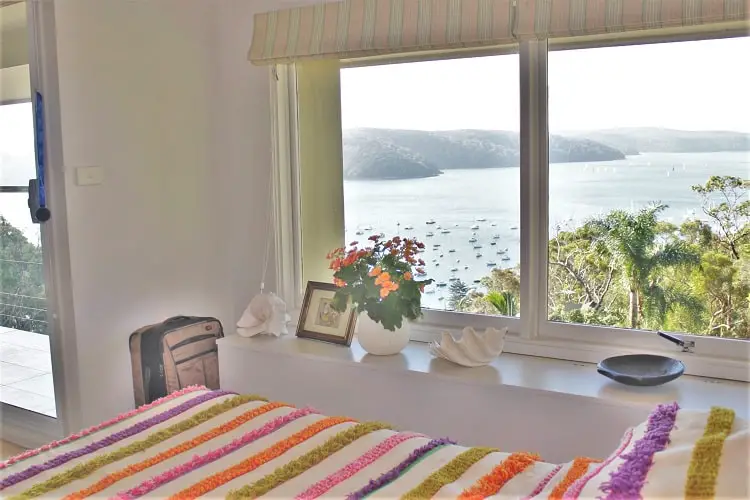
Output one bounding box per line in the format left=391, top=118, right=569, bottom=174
left=374, top=272, right=391, bottom=286
left=379, top=281, right=399, bottom=298
left=368, top=266, right=382, bottom=277
left=329, top=258, right=343, bottom=271
left=334, top=278, right=346, bottom=288
left=404, top=272, right=412, bottom=281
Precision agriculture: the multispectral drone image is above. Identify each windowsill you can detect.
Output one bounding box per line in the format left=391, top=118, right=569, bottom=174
left=219, top=334, right=750, bottom=419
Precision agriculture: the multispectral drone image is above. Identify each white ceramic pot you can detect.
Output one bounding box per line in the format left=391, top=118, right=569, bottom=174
left=356, top=314, right=410, bottom=356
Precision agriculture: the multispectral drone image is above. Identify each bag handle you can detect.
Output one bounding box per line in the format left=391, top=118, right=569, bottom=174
left=164, top=315, right=192, bottom=323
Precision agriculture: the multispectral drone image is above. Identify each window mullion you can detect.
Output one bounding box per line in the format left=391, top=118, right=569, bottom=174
left=519, top=40, right=550, bottom=340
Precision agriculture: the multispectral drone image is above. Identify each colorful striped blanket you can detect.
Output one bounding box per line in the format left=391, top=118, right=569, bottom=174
left=1, top=387, right=746, bottom=499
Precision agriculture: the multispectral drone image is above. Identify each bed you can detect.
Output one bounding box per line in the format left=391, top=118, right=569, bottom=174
left=1, top=386, right=747, bottom=499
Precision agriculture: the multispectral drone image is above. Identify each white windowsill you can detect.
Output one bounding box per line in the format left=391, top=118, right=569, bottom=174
left=219, top=334, right=750, bottom=419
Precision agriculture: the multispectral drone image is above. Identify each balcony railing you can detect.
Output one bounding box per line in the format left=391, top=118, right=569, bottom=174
left=1, top=188, right=48, bottom=334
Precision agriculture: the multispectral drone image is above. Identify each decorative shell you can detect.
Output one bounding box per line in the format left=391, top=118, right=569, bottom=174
left=429, top=327, right=507, bottom=367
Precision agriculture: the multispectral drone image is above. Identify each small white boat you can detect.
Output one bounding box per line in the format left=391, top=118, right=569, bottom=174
left=468, top=237, right=478, bottom=243
left=490, top=242, right=497, bottom=246
left=436, top=282, right=448, bottom=288
left=449, top=249, right=456, bottom=253
left=449, top=277, right=460, bottom=282
left=464, top=265, right=469, bottom=270
left=510, top=225, right=519, bottom=230
left=435, top=262, right=440, bottom=267
left=476, top=252, right=483, bottom=258
left=404, top=225, right=414, bottom=230
left=492, top=234, right=501, bottom=240
left=450, top=267, right=459, bottom=272
left=476, top=218, right=487, bottom=222
left=426, top=232, right=435, bottom=237
left=356, top=230, right=364, bottom=235
left=363, top=226, right=373, bottom=231
left=438, top=297, right=445, bottom=301
left=470, top=224, right=480, bottom=230
left=441, top=229, right=451, bottom=234
left=491, top=222, right=497, bottom=227
left=473, top=244, right=482, bottom=249
left=487, top=261, right=497, bottom=267
left=433, top=243, right=441, bottom=247
left=502, top=256, right=511, bottom=261
left=426, top=289, right=436, bottom=294
left=426, top=220, right=437, bottom=225
left=473, top=279, right=481, bottom=284
left=440, top=254, right=444, bottom=258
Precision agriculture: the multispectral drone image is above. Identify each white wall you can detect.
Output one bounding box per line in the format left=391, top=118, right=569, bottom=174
left=46, top=0, right=321, bottom=428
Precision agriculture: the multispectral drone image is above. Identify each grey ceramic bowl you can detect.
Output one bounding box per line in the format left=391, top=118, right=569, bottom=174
left=597, top=354, right=685, bottom=386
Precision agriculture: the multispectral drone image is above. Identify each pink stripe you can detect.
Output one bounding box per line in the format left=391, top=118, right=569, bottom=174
left=563, top=428, right=635, bottom=499
left=0, top=386, right=205, bottom=470
left=522, top=464, right=564, bottom=500
left=113, top=407, right=316, bottom=500
left=295, top=432, right=425, bottom=500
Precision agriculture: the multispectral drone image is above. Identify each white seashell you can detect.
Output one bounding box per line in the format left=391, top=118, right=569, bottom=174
left=429, top=327, right=507, bottom=367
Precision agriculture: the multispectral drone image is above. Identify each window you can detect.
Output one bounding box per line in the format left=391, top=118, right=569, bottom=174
left=273, top=34, right=750, bottom=379
left=547, top=38, right=750, bottom=342
left=340, top=54, right=520, bottom=317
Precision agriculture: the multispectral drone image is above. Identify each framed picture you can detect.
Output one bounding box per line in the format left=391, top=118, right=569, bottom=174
left=297, top=281, right=357, bottom=346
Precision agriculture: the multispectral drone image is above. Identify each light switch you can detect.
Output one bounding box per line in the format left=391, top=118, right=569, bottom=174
left=75, top=166, right=104, bottom=186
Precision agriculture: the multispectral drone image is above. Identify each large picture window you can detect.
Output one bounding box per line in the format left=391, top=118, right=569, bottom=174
left=274, top=33, right=750, bottom=380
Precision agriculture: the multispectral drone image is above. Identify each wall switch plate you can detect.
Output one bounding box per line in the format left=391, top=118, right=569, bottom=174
left=75, top=166, right=104, bottom=186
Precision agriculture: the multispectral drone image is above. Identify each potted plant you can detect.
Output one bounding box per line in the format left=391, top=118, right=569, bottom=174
left=327, top=234, right=433, bottom=355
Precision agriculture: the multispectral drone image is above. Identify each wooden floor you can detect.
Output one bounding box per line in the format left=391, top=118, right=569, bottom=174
left=0, top=439, right=25, bottom=460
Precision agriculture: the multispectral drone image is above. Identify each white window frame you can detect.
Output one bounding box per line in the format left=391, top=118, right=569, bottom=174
left=269, top=32, right=750, bottom=382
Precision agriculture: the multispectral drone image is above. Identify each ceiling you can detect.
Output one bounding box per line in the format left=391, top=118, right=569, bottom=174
left=0, top=1, right=28, bottom=69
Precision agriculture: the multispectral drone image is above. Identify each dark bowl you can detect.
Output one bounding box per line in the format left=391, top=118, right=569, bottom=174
left=597, top=354, right=685, bottom=387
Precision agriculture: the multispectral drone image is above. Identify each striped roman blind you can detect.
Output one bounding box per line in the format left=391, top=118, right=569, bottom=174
left=248, top=0, right=749, bottom=64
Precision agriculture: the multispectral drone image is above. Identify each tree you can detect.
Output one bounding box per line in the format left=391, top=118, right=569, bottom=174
left=586, top=204, right=700, bottom=329
left=548, top=223, right=616, bottom=312
left=0, top=216, right=47, bottom=333
left=692, top=176, right=750, bottom=260
left=447, top=279, right=469, bottom=311
left=486, top=290, right=517, bottom=317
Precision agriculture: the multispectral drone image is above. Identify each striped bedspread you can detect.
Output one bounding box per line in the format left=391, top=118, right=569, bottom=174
left=1, top=387, right=746, bottom=499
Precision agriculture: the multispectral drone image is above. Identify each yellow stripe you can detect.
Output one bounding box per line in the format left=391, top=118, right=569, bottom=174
left=401, top=447, right=498, bottom=500
left=684, top=407, right=735, bottom=500
left=226, top=422, right=392, bottom=499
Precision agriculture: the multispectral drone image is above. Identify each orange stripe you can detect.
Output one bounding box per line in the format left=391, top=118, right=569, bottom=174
left=458, top=452, right=541, bottom=500
left=170, top=416, right=353, bottom=500
left=64, top=402, right=287, bottom=500
left=548, top=458, right=600, bottom=500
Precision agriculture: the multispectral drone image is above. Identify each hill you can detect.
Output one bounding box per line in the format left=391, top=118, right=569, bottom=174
left=343, top=128, right=625, bottom=179
left=565, top=128, right=750, bottom=154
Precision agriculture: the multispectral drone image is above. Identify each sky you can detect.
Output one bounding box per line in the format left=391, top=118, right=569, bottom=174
left=341, top=36, right=750, bottom=133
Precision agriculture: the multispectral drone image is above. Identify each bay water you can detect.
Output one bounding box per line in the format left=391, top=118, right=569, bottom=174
left=344, top=151, right=750, bottom=309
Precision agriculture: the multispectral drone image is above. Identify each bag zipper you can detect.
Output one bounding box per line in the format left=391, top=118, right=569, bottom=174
left=174, top=347, right=218, bottom=365
left=169, top=332, right=218, bottom=351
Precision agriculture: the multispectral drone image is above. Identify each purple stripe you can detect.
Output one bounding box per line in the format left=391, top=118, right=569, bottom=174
left=346, top=437, right=456, bottom=500
left=0, top=390, right=234, bottom=490
left=600, top=402, right=680, bottom=500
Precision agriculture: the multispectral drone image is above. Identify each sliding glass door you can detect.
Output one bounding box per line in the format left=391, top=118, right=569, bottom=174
left=0, top=1, right=56, bottom=419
